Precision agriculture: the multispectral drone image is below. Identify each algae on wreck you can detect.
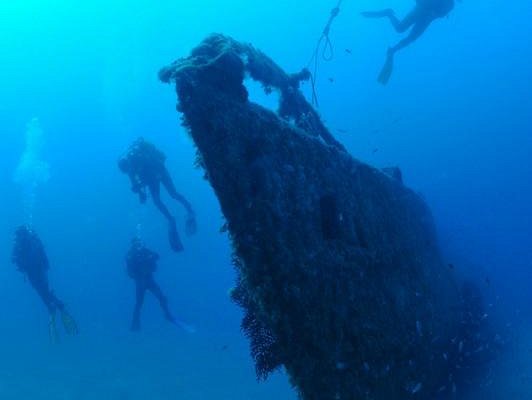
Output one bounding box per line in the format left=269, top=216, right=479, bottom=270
left=160, top=34, right=494, bottom=400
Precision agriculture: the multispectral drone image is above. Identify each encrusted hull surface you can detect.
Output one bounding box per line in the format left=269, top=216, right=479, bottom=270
left=160, top=34, right=465, bottom=400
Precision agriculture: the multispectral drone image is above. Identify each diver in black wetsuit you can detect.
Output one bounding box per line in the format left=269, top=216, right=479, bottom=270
left=362, top=0, right=455, bottom=84
left=118, top=138, right=196, bottom=252
left=11, top=226, right=78, bottom=342
left=126, top=239, right=177, bottom=332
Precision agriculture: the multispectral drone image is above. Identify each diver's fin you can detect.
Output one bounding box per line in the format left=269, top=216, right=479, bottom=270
left=378, top=51, right=394, bottom=85
left=174, top=318, right=196, bottom=334
left=49, top=314, right=59, bottom=344
left=60, top=310, right=79, bottom=336
left=169, top=222, right=184, bottom=252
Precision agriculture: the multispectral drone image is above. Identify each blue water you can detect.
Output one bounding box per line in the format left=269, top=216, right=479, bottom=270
left=0, top=1, right=531, bottom=398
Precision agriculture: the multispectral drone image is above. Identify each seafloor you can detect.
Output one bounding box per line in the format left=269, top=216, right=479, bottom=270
left=0, top=328, right=294, bottom=399
left=1, top=324, right=531, bottom=399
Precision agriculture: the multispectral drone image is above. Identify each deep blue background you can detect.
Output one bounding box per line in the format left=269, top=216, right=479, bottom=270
left=0, top=1, right=530, bottom=398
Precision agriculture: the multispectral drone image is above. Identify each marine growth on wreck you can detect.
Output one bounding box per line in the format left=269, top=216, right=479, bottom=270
left=160, top=34, right=498, bottom=400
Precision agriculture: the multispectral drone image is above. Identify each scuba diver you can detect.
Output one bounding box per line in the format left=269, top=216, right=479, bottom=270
left=118, top=138, right=196, bottom=252
left=126, top=238, right=194, bottom=332
left=11, top=226, right=79, bottom=342
left=362, top=0, right=455, bottom=84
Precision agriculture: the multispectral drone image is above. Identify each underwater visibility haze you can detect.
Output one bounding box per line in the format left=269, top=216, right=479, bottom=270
left=0, top=0, right=531, bottom=399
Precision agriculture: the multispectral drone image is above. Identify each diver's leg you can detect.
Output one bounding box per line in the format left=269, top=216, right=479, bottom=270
left=390, top=17, right=432, bottom=54
left=32, top=271, right=67, bottom=316
left=148, top=182, right=175, bottom=223
left=160, top=168, right=193, bottom=212
left=361, top=9, right=395, bottom=19
left=48, top=291, right=65, bottom=312
left=159, top=168, right=178, bottom=199
left=28, top=274, right=56, bottom=314
left=161, top=168, right=197, bottom=236
left=28, top=276, right=61, bottom=341
left=49, top=292, right=79, bottom=335
left=150, top=179, right=184, bottom=252
left=131, top=283, right=146, bottom=331
left=147, top=279, right=175, bottom=323
left=391, top=9, right=419, bottom=33
left=362, top=8, right=417, bottom=33
left=378, top=17, right=432, bottom=85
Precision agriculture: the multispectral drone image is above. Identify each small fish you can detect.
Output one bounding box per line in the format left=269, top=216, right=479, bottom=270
left=337, top=128, right=348, bottom=133
left=411, top=383, right=423, bottom=394
left=336, top=361, right=347, bottom=370
left=458, top=341, right=464, bottom=353
left=448, top=263, right=455, bottom=270
left=363, top=362, right=370, bottom=372
left=485, top=277, right=491, bottom=286
left=443, top=352, right=448, bottom=361
left=345, top=48, right=352, bottom=54
left=328, top=77, right=335, bottom=83
left=372, top=148, right=379, bottom=154
left=221, top=345, right=229, bottom=351
left=416, top=320, right=423, bottom=336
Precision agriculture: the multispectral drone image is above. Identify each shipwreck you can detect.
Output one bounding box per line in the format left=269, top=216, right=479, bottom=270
left=159, top=34, right=496, bottom=400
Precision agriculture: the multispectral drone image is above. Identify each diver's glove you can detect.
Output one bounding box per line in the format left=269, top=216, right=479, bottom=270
left=49, top=314, right=59, bottom=344
left=60, top=310, right=79, bottom=336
